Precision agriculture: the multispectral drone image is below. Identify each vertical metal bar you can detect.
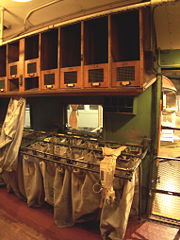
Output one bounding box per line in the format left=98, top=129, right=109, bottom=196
left=81, top=21, right=84, bottom=89
left=138, top=163, right=142, bottom=220
left=108, top=15, right=112, bottom=88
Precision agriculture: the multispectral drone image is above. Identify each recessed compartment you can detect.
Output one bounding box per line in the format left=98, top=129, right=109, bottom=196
left=25, top=34, right=39, bottom=60
left=0, top=79, right=6, bottom=92
left=111, top=10, right=142, bottom=88
left=104, top=96, right=136, bottom=115
left=41, top=29, right=58, bottom=70
left=84, top=16, right=108, bottom=88
left=8, top=41, right=19, bottom=63
left=41, top=69, right=59, bottom=89
left=111, top=10, right=140, bottom=62
left=84, top=16, right=108, bottom=65
left=25, top=35, right=40, bottom=78
left=60, top=23, right=81, bottom=89
left=8, top=78, right=19, bottom=91
left=60, top=23, right=81, bottom=68
left=0, top=45, right=6, bottom=77
left=25, top=77, right=39, bottom=90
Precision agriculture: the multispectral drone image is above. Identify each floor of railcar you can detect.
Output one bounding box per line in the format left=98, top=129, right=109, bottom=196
left=0, top=187, right=179, bottom=240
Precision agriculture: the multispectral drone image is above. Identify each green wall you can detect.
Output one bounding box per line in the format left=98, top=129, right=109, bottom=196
left=0, top=98, right=9, bottom=124
left=103, top=87, right=154, bottom=213
left=103, top=87, right=152, bottom=144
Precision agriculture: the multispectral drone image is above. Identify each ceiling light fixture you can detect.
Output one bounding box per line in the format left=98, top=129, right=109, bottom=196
left=12, top=0, right=32, bottom=2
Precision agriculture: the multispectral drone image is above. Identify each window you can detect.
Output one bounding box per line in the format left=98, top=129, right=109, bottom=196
left=66, top=104, right=103, bottom=133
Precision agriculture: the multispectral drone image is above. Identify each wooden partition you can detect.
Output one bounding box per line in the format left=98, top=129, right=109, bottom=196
left=60, top=23, right=81, bottom=89
left=0, top=46, right=7, bottom=92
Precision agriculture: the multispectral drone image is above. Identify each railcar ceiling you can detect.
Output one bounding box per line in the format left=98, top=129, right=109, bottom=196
left=154, top=0, right=180, bottom=49
left=0, top=0, right=145, bottom=41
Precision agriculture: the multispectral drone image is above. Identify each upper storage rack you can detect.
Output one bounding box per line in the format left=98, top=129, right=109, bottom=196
left=0, top=7, right=153, bottom=97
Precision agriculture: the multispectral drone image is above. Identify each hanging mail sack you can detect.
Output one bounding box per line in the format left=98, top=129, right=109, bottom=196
left=0, top=98, right=26, bottom=198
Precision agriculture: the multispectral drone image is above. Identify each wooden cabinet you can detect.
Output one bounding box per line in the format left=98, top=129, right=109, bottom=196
left=0, top=7, right=152, bottom=97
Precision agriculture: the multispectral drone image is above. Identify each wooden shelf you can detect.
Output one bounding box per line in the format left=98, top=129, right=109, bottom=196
left=0, top=87, right=142, bottom=98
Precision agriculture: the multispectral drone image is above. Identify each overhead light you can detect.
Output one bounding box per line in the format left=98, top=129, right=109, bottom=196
left=12, top=0, right=32, bottom=2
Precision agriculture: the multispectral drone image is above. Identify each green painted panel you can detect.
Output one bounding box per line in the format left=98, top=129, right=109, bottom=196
left=0, top=98, right=9, bottom=124
left=160, top=49, right=180, bottom=67
left=30, top=97, right=64, bottom=131
left=103, top=87, right=152, bottom=145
